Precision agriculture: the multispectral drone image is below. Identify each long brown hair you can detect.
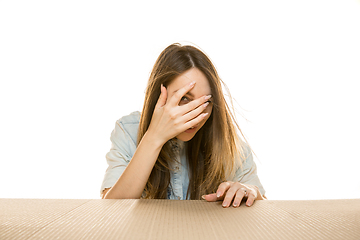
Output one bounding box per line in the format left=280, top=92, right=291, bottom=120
left=138, top=43, right=248, bottom=199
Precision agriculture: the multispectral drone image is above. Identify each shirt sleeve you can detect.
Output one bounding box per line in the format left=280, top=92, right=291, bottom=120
left=233, top=145, right=266, bottom=196
left=100, top=120, right=137, bottom=196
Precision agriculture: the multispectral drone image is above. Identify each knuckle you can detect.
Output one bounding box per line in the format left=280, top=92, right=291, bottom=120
left=227, top=188, right=238, bottom=196
left=235, top=189, right=246, bottom=197
left=222, top=181, right=231, bottom=188
left=174, top=91, right=183, bottom=99
left=164, top=105, right=171, bottom=112
left=233, top=182, right=242, bottom=188
left=219, top=184, right=232, bottom=194
left=248, top=191, right=256, bottom=198
left=217, top=183, right=227, bottom=191
left=168, top=111, right=177, bottom=120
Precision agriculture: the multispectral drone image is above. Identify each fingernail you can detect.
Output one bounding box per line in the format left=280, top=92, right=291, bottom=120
left=189, top=81, right=196, bottom=87
left=204, top=95, right=212, bottom=100
left=222, top=201, right=228, bottom=207
left=202, top=113, right=209, bottom=118
left=216, top=191, right=221, bottom=198
left=203, top=102, right=209, bottom=108
left=233, top=201, right=239, bottom=207
left=201, top=195, right=206, bottom=200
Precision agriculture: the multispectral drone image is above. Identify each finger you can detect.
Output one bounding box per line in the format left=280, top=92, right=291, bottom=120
left=222, top=185, right=240, bottom=208
left=202, top=193, right=222, bottom=202
left=182, top=112, right=209, bottom=131
left=245, top=189, right=257, bottom=207
left=215, top=182, right=232, bottom=200
left=181, top=100, right=209, bottom=124
left=179, top=94, right=212, bottom=115
left=154, top=84, right=167, bottom=109
left=168, top=81, right=196, bottom=106
left=232, top=188, right=247, bottom=208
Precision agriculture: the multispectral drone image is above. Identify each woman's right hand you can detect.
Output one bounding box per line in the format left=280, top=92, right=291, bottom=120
left=147, top=81, right=211, bottom=145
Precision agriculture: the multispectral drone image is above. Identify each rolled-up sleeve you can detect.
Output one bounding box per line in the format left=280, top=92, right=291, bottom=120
left=100, top=118, right=138, bottom=196
left=234, top=145, right=266, bottom=196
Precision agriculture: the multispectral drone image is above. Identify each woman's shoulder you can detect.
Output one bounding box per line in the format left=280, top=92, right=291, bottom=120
left=114, top=111, right=141, bottom=142
left=116, top=111, right=141, bottom=125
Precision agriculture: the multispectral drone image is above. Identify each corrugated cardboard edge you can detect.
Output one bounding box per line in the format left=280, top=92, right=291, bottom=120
left=1, top=199, right=359, bottom=240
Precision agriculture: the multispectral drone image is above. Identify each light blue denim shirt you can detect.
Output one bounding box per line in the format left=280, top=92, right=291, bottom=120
left=101, top=111, right=265, bottom=199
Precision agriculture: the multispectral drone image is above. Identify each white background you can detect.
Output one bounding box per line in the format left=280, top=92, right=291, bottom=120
left=1, top=0, right=359, bottom=200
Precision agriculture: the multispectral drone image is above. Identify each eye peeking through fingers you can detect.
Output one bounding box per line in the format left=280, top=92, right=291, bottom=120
left=179, top=96, right=190, bottom=105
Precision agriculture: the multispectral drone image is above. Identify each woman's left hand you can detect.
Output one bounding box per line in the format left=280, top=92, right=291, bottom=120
left=202, top=181, right=264, bottom=208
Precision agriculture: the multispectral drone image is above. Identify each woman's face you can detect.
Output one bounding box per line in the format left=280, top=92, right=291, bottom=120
left=165, top=67, right=213, bottom=142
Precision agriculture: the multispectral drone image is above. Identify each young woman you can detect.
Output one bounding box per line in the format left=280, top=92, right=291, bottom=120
left=101, top=43, right=266, bottom=208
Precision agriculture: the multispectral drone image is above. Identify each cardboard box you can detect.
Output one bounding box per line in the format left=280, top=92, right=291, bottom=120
left=1, top=198, right=359, bottom=239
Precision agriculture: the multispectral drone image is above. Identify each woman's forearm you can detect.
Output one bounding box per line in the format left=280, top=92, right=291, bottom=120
left=104, top=81, right=209, bottom=199
left=104, top=131, right=164, bottom=199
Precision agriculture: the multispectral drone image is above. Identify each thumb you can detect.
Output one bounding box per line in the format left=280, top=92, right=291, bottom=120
left=155, top=84, right=167, bottom=109
left=202, top=193, right=224, bottom=202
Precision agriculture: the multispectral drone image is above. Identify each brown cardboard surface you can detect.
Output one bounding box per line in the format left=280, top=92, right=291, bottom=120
left=1, top=198, right=359, bottom=239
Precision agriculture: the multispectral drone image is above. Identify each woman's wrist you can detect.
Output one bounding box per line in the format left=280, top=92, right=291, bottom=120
left=142, top=130, right=166, bottom=151
left=254, top=186, right=265, bottom=200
